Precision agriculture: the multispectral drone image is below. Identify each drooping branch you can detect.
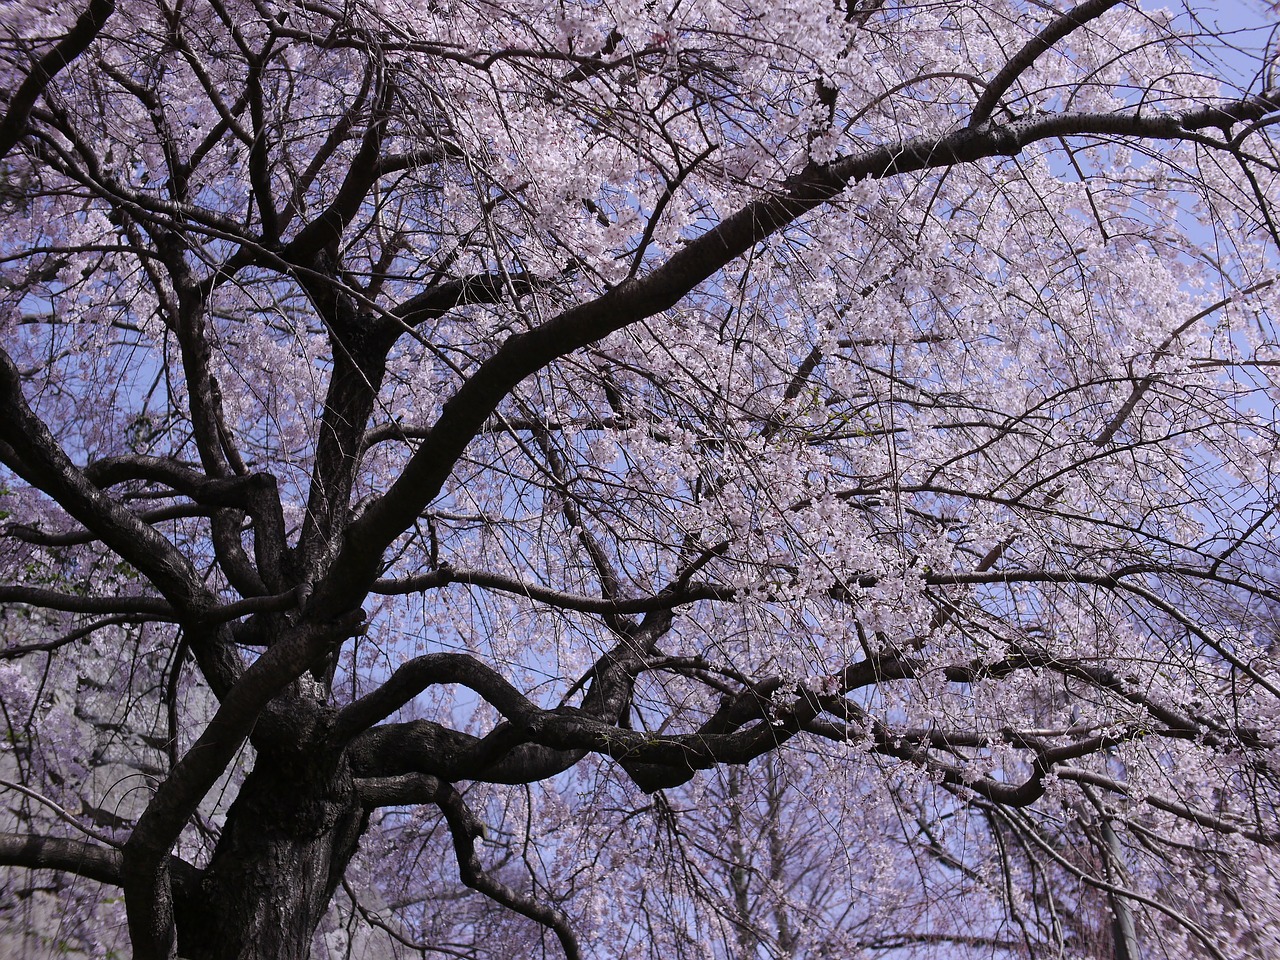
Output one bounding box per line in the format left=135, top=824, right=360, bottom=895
left=1093, top=278, right=1278, bottom=446
left=354, top=776, right=589, bottom=956
left=988, top=805, right=1231, bottom=960
left=1054, top=768, right=1280, bottom=845
left=0, top=613, right=169, bottom=659
left=308, top=640, right=1280, bottom=835
left=433, top=780, right=583, bottom=960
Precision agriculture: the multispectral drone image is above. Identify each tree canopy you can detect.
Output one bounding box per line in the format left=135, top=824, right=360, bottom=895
left=1, top=0, right=1280, bottom=957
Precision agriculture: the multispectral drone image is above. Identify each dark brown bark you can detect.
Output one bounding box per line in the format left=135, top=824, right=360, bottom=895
left=175, top=748, right=367, bottom=960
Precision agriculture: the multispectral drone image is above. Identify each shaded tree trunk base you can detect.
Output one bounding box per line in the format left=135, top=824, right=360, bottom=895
left=175, top=751, right=366, bottom=960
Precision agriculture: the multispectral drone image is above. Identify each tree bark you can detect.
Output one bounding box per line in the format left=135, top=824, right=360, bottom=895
left=174, top=749, right=367, bottom=960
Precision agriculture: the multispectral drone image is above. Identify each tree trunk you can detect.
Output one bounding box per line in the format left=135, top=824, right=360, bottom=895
left=174, top=748, right=367, bottom=960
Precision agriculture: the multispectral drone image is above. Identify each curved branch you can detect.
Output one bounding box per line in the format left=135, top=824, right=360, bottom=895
left=434, top=781, right=582, bottom=960
left=969, top=0, right=1124, bottom=128
left=338, top=604, right=680, bottom=762
left=1183, top=88, right=1280, bottom=133
left=0, top=348, right=209, bottom=614
left=0, top=0, right=116, bottom=160
left=84, top=455, right=275, bottom=506
left=0, top=778, right=121, bottom=848
left=331, top=652, right=540, bottom=745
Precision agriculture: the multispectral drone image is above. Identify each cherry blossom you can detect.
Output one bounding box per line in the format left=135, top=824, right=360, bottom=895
left=0, top=0, right=1279, bottom=958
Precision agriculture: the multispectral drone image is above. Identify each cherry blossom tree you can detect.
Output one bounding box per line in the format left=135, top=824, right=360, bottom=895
left=1, top=0, right=1279, bottom=957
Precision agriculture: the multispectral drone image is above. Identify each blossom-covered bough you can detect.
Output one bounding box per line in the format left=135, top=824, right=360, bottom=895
left=0, top=0, right=1279, bottom=956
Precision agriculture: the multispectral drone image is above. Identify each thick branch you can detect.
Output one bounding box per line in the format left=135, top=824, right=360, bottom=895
left=0, top=832, right=123, bottom=886
left=371, top=565, right=728, bottom=614
left=311, top=104, right=1229, bottom=620
left=390, top=271, right=530, bottom=330
left=0, top=832, right=200, bottom=891
left=349, top=718, right=588, bottom=786
left=0, top=0, right=116, bottom=160
left=85, top=455, right=269, bottom=503
left=0, top=348, right=208, bottom=614
left=331, top=652, right=540, bottom=744
left=5, top=503, right=210, bottom=546
left=0, top=584, right=175, bottom=616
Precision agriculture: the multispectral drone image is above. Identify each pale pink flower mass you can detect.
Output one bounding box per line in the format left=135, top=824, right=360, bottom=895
left=0, top=0, right=1278, bottom=958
